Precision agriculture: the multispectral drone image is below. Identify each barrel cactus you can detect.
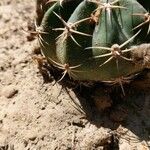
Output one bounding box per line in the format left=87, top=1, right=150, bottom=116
left=36, top=0, right=150, bottom=86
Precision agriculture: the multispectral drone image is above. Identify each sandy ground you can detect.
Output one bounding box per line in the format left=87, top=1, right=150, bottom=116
left=0, top=0, right=150, bottom=149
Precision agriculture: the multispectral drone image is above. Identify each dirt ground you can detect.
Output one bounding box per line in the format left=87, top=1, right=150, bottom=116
left=0, top=0, right=150, bottom=149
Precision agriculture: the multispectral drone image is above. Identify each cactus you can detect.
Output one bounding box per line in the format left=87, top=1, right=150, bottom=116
left=36, top=0, right=150, bottom=84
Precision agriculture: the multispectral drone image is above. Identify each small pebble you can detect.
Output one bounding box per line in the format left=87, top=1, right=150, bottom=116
left=29, top=135, right=37, bottom=141
left=25, top=132, right=37, bottom=141
left=0, top=85, right=18, bottom=98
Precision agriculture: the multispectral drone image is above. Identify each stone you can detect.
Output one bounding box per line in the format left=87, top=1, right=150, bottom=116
left=0, top=85, right=18, bottom=98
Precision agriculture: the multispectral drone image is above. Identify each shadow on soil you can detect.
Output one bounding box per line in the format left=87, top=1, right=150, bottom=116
left=72, top=72, right=150, bottom=143
left=38, top=57, right=150, bottom=147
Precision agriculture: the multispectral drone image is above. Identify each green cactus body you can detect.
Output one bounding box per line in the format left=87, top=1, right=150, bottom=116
left=39, top=0, right=83, bottom=62
left=38, top=0, right=150, bottom=82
